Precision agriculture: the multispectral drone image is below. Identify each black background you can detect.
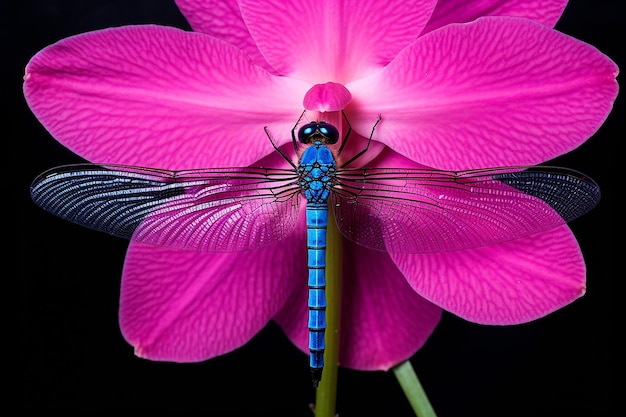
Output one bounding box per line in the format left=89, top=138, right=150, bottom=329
left=6, top=1, right=621, bottom=416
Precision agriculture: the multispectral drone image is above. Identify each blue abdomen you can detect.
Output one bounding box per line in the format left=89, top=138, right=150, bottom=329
left=306, top=206, right=327, bottom=385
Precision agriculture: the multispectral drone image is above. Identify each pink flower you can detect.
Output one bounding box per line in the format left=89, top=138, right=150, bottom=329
left=24, top=0, right=618, bottom=372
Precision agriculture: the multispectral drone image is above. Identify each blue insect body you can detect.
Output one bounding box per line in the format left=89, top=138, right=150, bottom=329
left=29, top=112, right=601, bottom=388
left=298, top=134, right=339, bottom=385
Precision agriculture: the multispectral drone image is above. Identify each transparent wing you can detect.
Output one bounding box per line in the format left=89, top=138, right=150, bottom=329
left=30, top=164, right=302, bottom=252
left=331, top=166, right=600, bottom=253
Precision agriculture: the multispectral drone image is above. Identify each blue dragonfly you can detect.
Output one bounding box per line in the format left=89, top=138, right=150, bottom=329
left=30, top=111, right=600, bottom=387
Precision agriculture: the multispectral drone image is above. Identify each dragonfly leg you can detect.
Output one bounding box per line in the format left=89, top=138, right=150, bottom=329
left=291, top=109, right=308, bottom=154
left=339, top=114, right=382, bottom=168
left=264, top=126, right=297, bottom=169
left=336, top=110, right=353, bottom=156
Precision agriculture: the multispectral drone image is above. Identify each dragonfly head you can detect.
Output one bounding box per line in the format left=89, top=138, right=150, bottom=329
left=298, top=122, right=339, bottom=145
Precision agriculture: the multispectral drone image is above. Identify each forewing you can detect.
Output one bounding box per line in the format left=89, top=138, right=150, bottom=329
left=331, top=166, right=600, bottom=253
left=30, top=164, right=302, bottom=252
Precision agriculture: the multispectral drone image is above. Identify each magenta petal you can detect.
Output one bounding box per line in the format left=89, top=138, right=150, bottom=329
left=238, top=0, right=437, bottom=81
left=119, top=224, right=306, bottom=361
left=348, top=17, right=619, bottom=169
left=423, top=0, right=568, bottom=33
left=392, top=225, right=586, bottom=325
left=275, top=240, right=441, bottom=371
left=24, top=25, right=309, bottom=168
left=303, top=82, right=352, bottom=112
left=174, top=0, right=275, bottom=73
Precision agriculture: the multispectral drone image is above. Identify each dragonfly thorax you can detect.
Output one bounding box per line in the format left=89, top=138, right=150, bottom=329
left=298, top=142, right=337, bottom=205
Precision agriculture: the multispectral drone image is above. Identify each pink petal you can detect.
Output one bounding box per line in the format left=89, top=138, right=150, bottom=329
left=174, top=0, right=276, bottom=73
left=392, top=225, right=586, bottom=325
left=347, top=17, right=619, bottom=169
left=275, top=239, right=442, bottom=371
left=120, top=218, right=307, bottom=361
left=238, top=0, right=438, bottom=82
left=303, top=83, right=352, bottom=112
left=23, top=25, right=309, bottom=169
left=423, top=0, right=568, bottom=33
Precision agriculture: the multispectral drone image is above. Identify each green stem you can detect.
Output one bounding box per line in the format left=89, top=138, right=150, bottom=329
left=392, top=360, right=437, bottom=417
left=314, top=206, right=342, bottom=417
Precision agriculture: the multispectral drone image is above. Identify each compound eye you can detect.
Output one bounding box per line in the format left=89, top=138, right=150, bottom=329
left=298, top=123, right=317, bottom=143
left=297, top=121, right=340, bottom=144
left=318, top=123, right=339, bottom=144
